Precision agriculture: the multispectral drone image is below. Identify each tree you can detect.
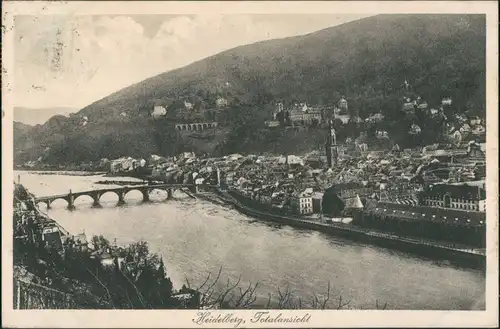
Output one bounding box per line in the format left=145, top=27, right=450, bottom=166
left=321, top=185, right=345, bottom=217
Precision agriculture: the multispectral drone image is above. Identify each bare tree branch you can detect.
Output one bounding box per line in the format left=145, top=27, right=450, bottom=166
left=85, top=268, right=116, bottom=309
left=196, top=272, right=211, bottom=291
left=215, top=275, right=241, bottom=307
left=121, top=271, right=148, bottom=308
left=337, top=295, right=351, bottom=309
left=321, top=281, right=331, bottom=309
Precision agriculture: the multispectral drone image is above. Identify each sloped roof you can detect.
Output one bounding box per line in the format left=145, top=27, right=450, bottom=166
left=425, top=184, right=486, bottom=199
left=344, top=194, right=364, bottom=209
left=368, top=202, right=485, bottom=227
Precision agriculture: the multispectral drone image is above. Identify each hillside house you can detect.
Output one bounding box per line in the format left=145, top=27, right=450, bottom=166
left=442, top=97, right=452, bottom=106
left=409, top=124, right=422, bottom=135
left=472, top=125, right=485, bottom=135
left=469, top=116, right=482, bottom=126
left=402, top=101, right=415, bottom=113
left=365, top=113, right=384, bottom=123
left=216, top=97, right=228, bottom=108
left=460, top=124, right=471, bottom=135
left=417, top=102, right=428, bottom=110
left=451, top=130, right=463, bottom=143
left=151, top=106, right=167, bottom=119
left=338, top=97, right=348, bottom=113
left=376, top=130, right=389, bottom=139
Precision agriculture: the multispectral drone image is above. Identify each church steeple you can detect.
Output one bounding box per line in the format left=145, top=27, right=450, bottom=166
left=325, top=119, right=339, bottom=168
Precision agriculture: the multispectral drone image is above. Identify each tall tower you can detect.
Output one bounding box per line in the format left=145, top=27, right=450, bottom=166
left=325, top=119, right=339, bottom=168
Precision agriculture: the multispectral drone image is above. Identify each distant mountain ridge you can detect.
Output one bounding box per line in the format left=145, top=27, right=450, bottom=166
left=14, top=107, right=78, bottom=126
left=14, top=14, right=486, bottom=165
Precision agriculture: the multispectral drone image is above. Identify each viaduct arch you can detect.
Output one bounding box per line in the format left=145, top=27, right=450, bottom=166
left=175, top=122, right=218, bottom=131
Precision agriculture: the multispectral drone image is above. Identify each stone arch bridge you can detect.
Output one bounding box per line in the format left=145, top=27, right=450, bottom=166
left=175, top=122, right=218, bottom=132
left=34, top=183, right=215, bottom=210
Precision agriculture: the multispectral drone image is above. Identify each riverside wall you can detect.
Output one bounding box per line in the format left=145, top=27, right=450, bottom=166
left=217, top=190, right=486, bottom=271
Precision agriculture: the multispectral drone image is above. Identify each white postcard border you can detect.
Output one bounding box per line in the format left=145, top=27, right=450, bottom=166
left=2, top=1, right=498, bottom=328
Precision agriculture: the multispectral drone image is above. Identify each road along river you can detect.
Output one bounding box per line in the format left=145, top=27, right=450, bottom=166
left=17, top=171, right=485, bottom=310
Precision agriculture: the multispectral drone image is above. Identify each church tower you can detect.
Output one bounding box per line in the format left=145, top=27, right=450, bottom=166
left=325, top=119, right=339, bottom=168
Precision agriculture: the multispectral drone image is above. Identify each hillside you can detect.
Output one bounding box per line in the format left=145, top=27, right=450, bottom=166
left=14, top=14, right=486, bottom=165
left=14, top=121, right=34, bottom=136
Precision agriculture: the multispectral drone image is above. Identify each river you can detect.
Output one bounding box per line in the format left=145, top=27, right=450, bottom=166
left=16, top=171, right=485, bottom=310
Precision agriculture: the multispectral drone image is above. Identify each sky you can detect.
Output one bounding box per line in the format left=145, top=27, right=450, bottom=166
left=14, top=14, right=369, bottom=110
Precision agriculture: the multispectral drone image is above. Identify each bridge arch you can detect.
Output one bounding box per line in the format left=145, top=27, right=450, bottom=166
left=123, top=188, right=149, bottom=202
left=98, top=190, right=121, bottom=206
left=99, top=190, right=122, bottom=200
left=203, top=123, right=208, bottom=129
left=48, top=197, right=70, bottom=207
left=148, top=186, right=171, bottom=201
left=36, top=201, right=50, bottom=211
left=73, top=194, right=97, bottom=205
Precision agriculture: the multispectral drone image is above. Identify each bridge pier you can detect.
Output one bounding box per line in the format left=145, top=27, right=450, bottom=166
left=67, top=192, right=75, bottom=211
left=141, top=190, right=150, bottom=203
left=117, top=191, right=125, bottom=206
left=91, top=192, right=101, bottom=208
left=167, top=188, right=174, bottom=200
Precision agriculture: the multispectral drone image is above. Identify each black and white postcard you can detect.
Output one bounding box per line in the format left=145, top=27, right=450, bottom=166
left=2, top=1, right=498, bottom=328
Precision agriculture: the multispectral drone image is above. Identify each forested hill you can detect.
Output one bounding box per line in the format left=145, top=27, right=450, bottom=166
left=14, top=14, right=486, bottom=164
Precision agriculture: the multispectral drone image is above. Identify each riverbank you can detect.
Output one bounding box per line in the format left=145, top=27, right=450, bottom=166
left=15, top=170, right=106, bottom=176
left=213, top=189, right=485, bottom=271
